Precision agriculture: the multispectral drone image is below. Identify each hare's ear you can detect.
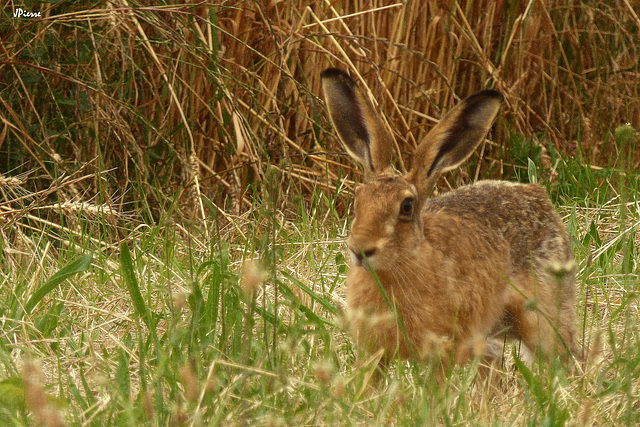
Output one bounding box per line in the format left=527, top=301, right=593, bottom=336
left=407, top=90, right=503, bottom=198
left=321, top=68, right=394, bottom=179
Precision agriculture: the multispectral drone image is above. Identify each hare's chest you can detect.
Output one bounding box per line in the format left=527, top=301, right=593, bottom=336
left=344, top=265, right=485, bottom=360
left=344, top=269, right=415, bottom=358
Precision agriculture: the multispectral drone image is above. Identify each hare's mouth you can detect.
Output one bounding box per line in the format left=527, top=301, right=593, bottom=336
left=349, top=247, right=377, bottom=269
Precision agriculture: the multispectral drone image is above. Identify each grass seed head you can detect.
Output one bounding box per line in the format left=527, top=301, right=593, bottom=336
left=22, top=360, right=64, bottom=427
left=420, top=332, right=451, bottom=360
left=331, top=375, right=347, bottom=399
left=547, top=260, right=577, bottom=282
left=240, top=259, right=267, bottom=297
left=173, top=291, right=188, bottom=311
left=313, top=360, right=335, bottom=385
left=0, top=174, right=24, bottom=189
left=179, top=363, right=199, bottom=401
left=142, top=392, right=155, bottom=420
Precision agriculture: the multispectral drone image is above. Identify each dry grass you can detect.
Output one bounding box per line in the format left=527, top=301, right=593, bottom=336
left=2, top=1, right=639, bottom=219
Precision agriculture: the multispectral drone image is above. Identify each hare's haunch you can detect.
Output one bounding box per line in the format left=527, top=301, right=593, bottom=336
left=321, top=68, right=578, bottom=373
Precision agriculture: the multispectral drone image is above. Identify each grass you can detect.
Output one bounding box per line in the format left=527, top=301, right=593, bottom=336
left=1, top=1, right=640, bottom=425
left=2, top=142, right=640, bottom=425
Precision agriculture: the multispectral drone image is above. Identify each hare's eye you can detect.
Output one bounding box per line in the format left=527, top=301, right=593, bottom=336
left=399, top=197, right=414, bottom=219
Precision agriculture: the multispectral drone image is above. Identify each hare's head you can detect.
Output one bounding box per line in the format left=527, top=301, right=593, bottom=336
left=321, top=68, right=503, bottom=271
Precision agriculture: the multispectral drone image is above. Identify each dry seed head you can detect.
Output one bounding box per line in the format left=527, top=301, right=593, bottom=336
left=343, top=307, right=398, bottom=342
left=0, top=174, right=24, bottom=189
left=189, top=151, right=199, bottom=177
left=282, top=336, right=302, bottom=357
left=471, top=335, right=487, bottom=358
left=313, top=360, right=335, bottom=385
left=547, top=260, right=577, bottom=281
left=579, top=398, right=594, bottom=425
left=172, top=410, right=189, bottom=425
left=419, top=332, right=450, bottom=359
left=22, top=360, right=64, bottom=427
left=142, top=392, right=155, bottom=419
left=240, top=259, right=266, bottom=297
left=179, top=363, right=199, bottom=401
left=334, top=306, right=350, bottom=331
left=185, top=151, right=201, bottom=218
left=368, top=310, right=397, bottom=330
left=331, top=375, right=346, bottom=399
left=587, top=330, right=603, bottom=365
left=54, top=201, right=118, bottom=222
left=581, top=117, right=592, bottom=142
left=172, top=292, right=187, bottom=311
left=204, top=377, right=217, bottom=393
left=22, top=360, right=46, bottom=413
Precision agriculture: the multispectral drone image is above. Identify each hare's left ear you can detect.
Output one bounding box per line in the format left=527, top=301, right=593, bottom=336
left=321, top=68, right=394, bottom=179
left=406, top=90, right=503, bottom=199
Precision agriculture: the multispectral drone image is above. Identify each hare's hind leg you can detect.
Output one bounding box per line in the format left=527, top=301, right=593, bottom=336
left=506, top=274, right=579, bottom=361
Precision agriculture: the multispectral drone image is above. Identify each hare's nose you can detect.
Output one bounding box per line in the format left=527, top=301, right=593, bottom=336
left=350, top=247, right=376, bottom=267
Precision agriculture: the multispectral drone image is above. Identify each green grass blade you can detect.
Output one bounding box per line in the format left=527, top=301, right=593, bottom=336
left=512, top=349, right=547, bottom=408
left=280, top=270, right=338, bottom=315
left=119, top=242, right=150, bottom=328
left=0, top=377, right=26, bottom=411
left=24, top=254, right=93, bottom=315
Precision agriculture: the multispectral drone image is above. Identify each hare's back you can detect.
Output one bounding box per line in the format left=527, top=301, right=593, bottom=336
left=423, top=180, right=573, bottom=269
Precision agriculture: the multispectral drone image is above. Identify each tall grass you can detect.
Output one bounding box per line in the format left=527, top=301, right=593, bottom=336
left=1, top=1, right=639, bottom=424
left=2, top=1, right=639, bottom=211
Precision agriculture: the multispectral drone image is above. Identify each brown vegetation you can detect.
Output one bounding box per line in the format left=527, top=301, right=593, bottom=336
left=1, top=1, right=639, bottom=222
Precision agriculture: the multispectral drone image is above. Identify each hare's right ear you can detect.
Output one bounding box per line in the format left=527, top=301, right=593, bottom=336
left=321, top=68, right=394, bottom=179
left=406, top=90, right=503, bottom=199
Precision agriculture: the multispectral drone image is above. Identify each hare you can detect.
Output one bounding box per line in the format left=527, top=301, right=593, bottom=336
left=321, top=68, right=578, bottom=375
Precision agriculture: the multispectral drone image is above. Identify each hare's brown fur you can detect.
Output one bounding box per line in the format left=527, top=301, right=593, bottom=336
left=321, top=68, right=578, bottom=373
left=347, top=179, right=577, bottom=369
